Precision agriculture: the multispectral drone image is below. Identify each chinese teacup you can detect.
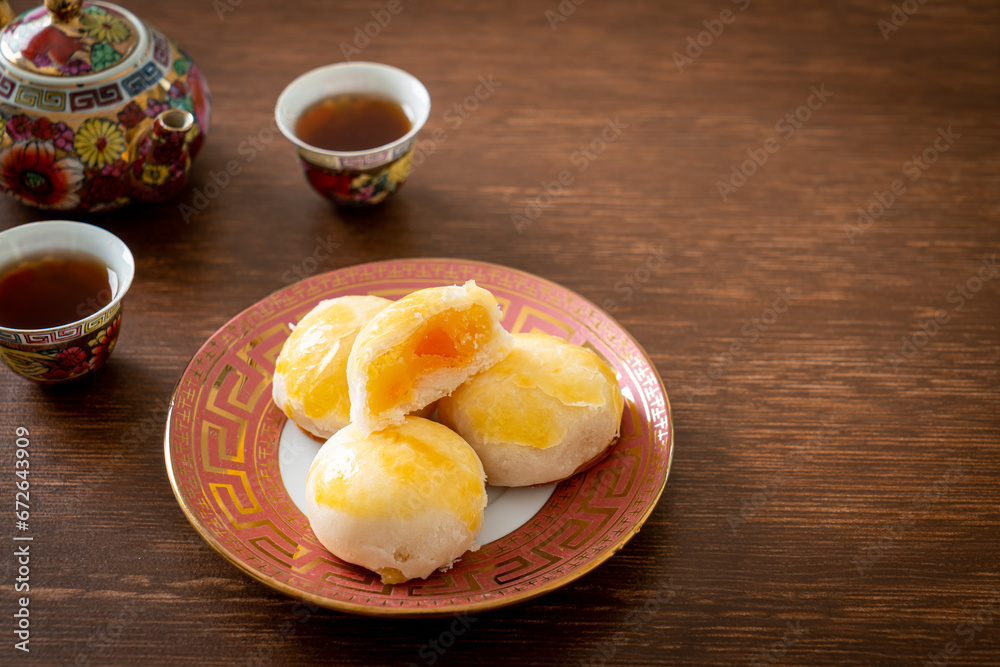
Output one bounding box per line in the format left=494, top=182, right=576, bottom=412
left=275, top=62, right=430, bottom=207
left=0, top=220, right=134, bottom=383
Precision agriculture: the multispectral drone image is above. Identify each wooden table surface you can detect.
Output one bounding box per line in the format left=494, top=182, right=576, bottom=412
left=2, top=0, right=998, bottom=665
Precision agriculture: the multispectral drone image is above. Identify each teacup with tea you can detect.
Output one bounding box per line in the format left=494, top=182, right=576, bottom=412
left=275, top=62, right=431, bottom=207
left=0, top=221, right=135, bottom=383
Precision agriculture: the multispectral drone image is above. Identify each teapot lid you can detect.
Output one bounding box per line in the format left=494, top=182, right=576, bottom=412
left=0, top=0, right=140, bottom=77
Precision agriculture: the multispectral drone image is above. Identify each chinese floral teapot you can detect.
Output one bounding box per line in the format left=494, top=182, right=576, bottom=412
left=0, top=0, right=210, bottom=211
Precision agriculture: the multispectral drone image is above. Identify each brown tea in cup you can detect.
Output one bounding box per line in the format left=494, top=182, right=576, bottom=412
left=294, top=94, right=412, bottom=152
left=0, top=253, right=117, bottom=330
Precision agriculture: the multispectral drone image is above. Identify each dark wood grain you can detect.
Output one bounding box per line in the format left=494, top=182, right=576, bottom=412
left=2, top=0, right=998, bottom=665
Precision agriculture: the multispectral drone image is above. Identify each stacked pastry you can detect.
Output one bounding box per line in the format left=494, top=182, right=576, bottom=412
left=272, top=281, right=624, bottom=584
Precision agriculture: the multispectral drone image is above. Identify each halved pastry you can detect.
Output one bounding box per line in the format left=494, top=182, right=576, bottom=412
left=439, top=332, right=625, bottom=487
left=273, top=295, right=391, bottom=439
left=347, top=281, right=513, bottom=434
left=304, top=416, right=488, bottom=584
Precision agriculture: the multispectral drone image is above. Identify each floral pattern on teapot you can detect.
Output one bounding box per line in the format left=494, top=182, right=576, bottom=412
left=0, top=2, right=211, bottom=212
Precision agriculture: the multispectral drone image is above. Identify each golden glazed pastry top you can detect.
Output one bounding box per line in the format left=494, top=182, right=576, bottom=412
left=446, top=333, right=624, bottom=450
left=306, top=416, right=486, bottom=533
left=275, top=296, right=391, bottom=425
left=352, top=282, right=499, bottom=351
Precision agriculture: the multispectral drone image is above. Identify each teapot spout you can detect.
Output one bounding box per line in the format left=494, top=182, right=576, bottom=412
left=0, top=2, right=14, bottom=29
left=130, top=110, right=195, bottom=203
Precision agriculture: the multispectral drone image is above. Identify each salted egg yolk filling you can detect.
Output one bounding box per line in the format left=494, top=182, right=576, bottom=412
left=365, top=304, right=492, bottom=416
left=310, top=428, right=484, bottom=534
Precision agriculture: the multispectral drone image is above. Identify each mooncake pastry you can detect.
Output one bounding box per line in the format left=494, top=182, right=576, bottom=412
left=273, top=295, right=391, bottom=439
left=439, top=333, right=625, bottom=487
left=304, top=416, right=488, bottom=584
left=347, top=281, right=513, bottom=434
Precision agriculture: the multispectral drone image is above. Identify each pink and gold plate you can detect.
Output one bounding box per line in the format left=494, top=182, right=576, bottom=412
left=164, top=258, right=674, bottom=616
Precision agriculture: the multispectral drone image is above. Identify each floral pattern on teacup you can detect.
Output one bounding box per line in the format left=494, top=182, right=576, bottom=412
left=301, top=149, right=413, bottom=206
left=0, top=314, right=122, bottom=383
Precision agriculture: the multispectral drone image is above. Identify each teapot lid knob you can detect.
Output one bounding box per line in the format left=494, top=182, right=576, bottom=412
left=45, top=0, right=82, bottom=21
left=3, top=0, right=141, bottom=77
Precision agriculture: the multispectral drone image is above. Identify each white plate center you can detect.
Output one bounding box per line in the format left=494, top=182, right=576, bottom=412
left=277, top=421, right=555, bottom=545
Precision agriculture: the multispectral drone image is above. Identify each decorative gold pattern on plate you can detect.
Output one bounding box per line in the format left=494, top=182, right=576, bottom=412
left=165, top=259, right=673, bottom=616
